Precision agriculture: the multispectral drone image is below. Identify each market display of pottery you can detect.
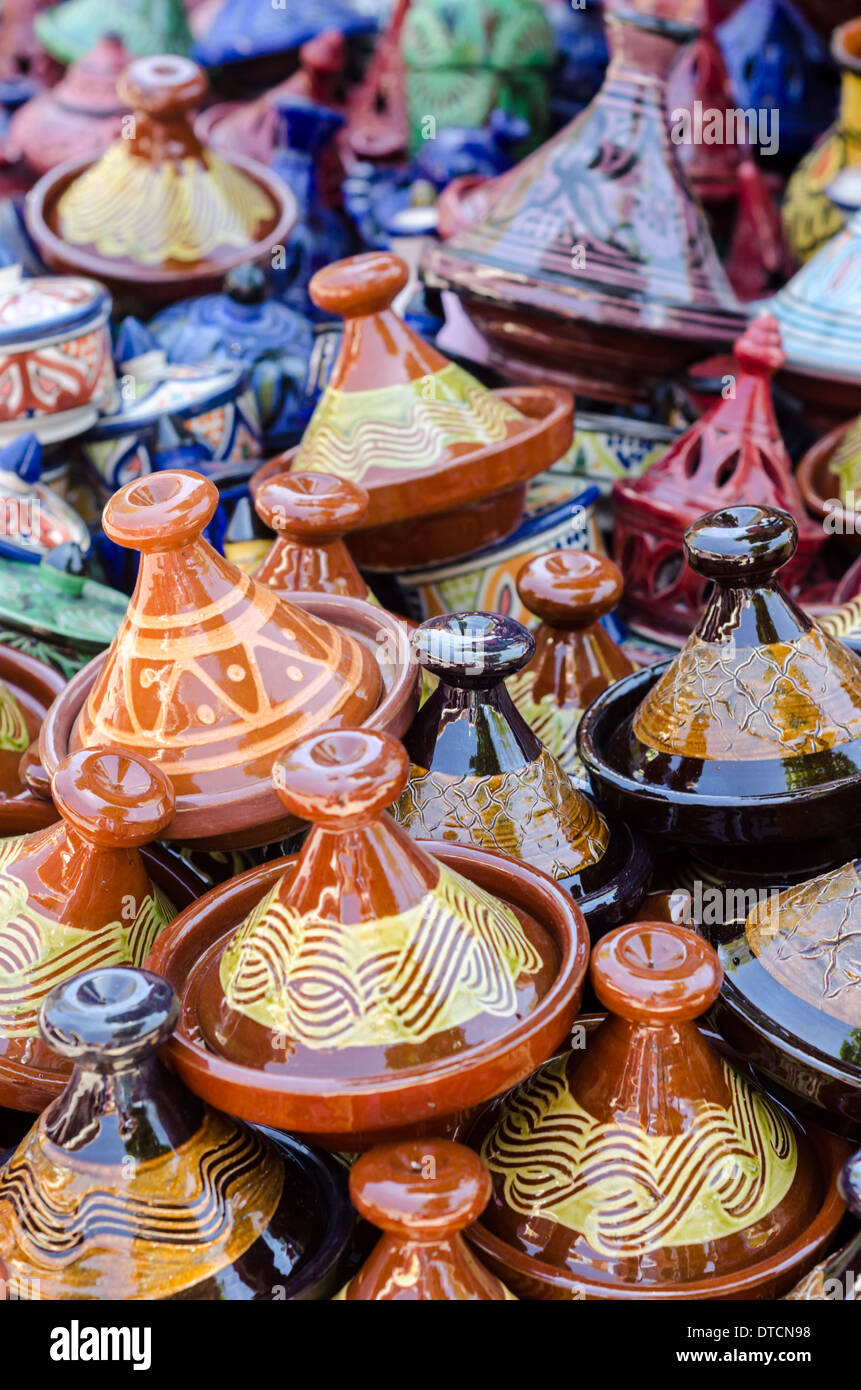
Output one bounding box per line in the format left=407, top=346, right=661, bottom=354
left=2, top=0, right=861, bottom=1317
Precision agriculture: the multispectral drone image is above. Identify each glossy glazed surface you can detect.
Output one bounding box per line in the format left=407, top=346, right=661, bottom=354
left=254, top=471, right=370, bottom=600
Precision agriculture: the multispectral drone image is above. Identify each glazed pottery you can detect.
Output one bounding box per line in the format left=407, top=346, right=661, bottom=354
left=334, top=1140, right=515, bottom=1299
left=0, top=0, right=62, bottom=88
left=782, top=17, right=861, bottom=264
left=146, top=728, right=589, bottom=1149
left=797, top=414, right=861, bottom=550
left=254, top=251, right=573, bottom=572
left=465, top=921, right=847, bottom=1299
left=508, top=550, right=635, bottom=787
left=0, top=747, right=190, bottom=1111
left=402, top=0, right=554, bottom=156
left=191, top=0, right=375, bottom=72
left=786, top=1147, right=861, bottom=1297
left=724, top=157, right=797, bottom=302
left=422, top=8, right=746, bottom=406
left=254, top=472, right=371, bottom=601
left=40, top=470, right=419, bottom=849
left=668, top=0, right=745, bottom=205
left=613, top=316, right=824, bottom=641
left=80, top=318, right=262, bottom=492
left=718, top=0, right=838, bottom=167
left=148, top=265, right=314, bottom=455
left=0, top=639, right=63, bottom=834
left=545, top=0, right=607, bottom=125
left=0, top=434, right=90, bottom=561
left=0, top=266, right=113, bottom=445
left=581, top=505, right=861, bottom=847
left=346, top=0, right=409, bottom=162
left=35, top=0, right=192, bottom=64
left=26, top=55, right=297, bottom=306
left=0, top=966, right=353, bottom=1297
left=392, top=612, right=651, bottom=937
left=7, top=36, right=131, bottom=178
left=0, top=547, right=126, bottom=662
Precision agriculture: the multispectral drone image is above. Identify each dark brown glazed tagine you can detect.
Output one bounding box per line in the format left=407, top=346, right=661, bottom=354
left=0, top=643, right=64, bottom=836
left=25, top=54, right=296, bottom=304
left=39, top=470, right=419, bottom=848
left=145, top=728, right=589, bottom=1149
left=509, top=549, right=635, bottom=786
left=465, top=921, right=848, bottom=1300
left=250, top=251, right=573, bottom=572
left=253, top=470, right=371, bottom=601
left=334, top=1139, right=515, bottom=1300
left=421, top=7, right=746, bottom=405
left=392, top=612, right=650, bottom=938
left=580, top=505, right=861, bottom=847
left=0, top=967, right=353, bottom=1298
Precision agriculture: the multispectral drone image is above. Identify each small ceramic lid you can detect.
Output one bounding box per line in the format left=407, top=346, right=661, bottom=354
left=767, top=207, right=861, bottom=389
left=8, top=35, right=131, bottom=176
left=392, top=612, right=613, bottom=893
left=191, top=0, right=374, bottom=68
left=613, top=505, right=861, bottom=798
left=509, top=550, right=634, bottom=780
left=0, top=966, right=351, bottom=1299
left=149, top=264, right=314, bottom=366
left=254, top=471, right=371, bottom=600
left=335, top=1140, right=515, bottom=1299
left=190, top=727, right=559, bottom=1073
left=70, top=471, right=382, bottom=821
left=472, top=920, right=822, bottom=1287
left=0, top=265, right=110, bottom=346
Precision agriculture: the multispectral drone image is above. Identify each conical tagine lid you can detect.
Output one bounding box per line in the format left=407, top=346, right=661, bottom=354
left=472, top=921, right=821, bottom=1286
left=612, top=505, right=861, bottom=799
left=335, top=1140, right=516, bottom=1300
left=71, top=470, right=381, bottom=815
left=0, top=966, right=350, bottom=1299
left=392, top=612, right=612, bottom=892
left=192, top=728, right=559, bottom=1072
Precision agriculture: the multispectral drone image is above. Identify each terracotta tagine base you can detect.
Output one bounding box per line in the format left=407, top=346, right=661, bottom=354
left=147, top=731, right=590, bottom=1151
left=0, top=642, right=64, bottom=835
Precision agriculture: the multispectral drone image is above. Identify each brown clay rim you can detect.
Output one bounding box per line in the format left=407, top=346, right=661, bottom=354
left=0, top=642, right=65, bottom=828
left=249, top=385, right=574, bottom=530
left=465, top=1015, right=849, bottom=1301
left=144, top=841, right=589, bottom=1145
left=797, top=419, right=859, bottom=547
left=25, top=150, right=297, bottom=293
left=833, top=16, right=861, bottom=72
left=38, top=592, right=420, bottom=848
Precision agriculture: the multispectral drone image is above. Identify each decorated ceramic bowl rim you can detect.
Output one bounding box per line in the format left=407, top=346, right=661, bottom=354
left=797, top=418, right=853, bottom=530
left=144, top=840, right=589, bottom=1135
left=464, top=1013, right=849, bottom=1299
left=716, top=969, right=861, bottom=1090
left=25, top=150, right=298, bottom=292
left=39, top=592, right=421, bottom=847
left=0, top=268, right=112, bottom=348
left=87, top=362, right=249, bottom=439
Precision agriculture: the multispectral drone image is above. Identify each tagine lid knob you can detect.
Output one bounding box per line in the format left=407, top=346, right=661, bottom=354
left=117, top=53, right=208, bottom=119
left=733, top=313, right=786, bottom=376
left=52, top=748, right=175, bottom=847
left=590, top=920, right=722, bottom=1023
left=273, top=728, right=409, bottom=829
left=517, top=550, right=624, bottom=629
left=349, top=1139, right=492, bottom=1238
left=310, top=250, right=409, bottom=318
left=411, top=612, right=535, bottom=686
left=103, top=470, right=218, bottom=552
left=683, top=504, right=797, bottom=582
left=255, top=472, right=369, bottom=543
left=40, top=966, right=178, bottom=1069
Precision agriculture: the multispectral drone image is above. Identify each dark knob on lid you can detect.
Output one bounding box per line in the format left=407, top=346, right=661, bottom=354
left=411, top=612, right=534, bottom=688
left=255, top=471, right=369, bottom=543
left=310, top=251, right=409, bottom=318
left=40, top=966, right=178, bottom=1070
left=224, top=264, right=268, bottom=305
left=684, top=505, right=797, bottom=582
left=52, top=748, right=175, bottom=847
left=349, top=1139, right=492, bottom=1239
left=273, top=728, right=409, bottom=830
left=590, top=921, right=723, bottom=1024
left=517, top=550, right=623, bottom=629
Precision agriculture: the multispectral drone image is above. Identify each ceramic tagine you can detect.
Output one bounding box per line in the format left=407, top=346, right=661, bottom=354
left=346, top=0, right=409, bottom=163
left=402, top=0, right=554, bottom=156
left=253, top=471, right=371, bottom=601
left=34, top=0, right=192, bottom=65
left=391, top=612, right=651, bottom=938
left=422, top=7, right=746, bottom=406
left=7, top=36, right=132, bottom=177
left=797, top=405, right=861, bottom=549
left=0, top=639, right=63, bottom=834
left=782, top=16, right=861, bottom=264
left=0, top=434, right=90, bottom=561
left=334, top=1140, right=515, bottom=1299
left=250, top=252, right=573, bottom=573
left=80, top=317, right=262, bottom=492
left=545, top=0, right=607, bottom=126
left=39, top=470, right=419, bottom=849
left=148, top=265, right=314, bottom=455
left=0, top=966, right=353, bottom=1298
left=191, top=0, right=375, bottom=75
left=612, top=316, right=825, bottom=643
left=146, top=727, right=590, bottom=1149
left=0, top=266, right=114, bottom=445
left=0, top=543, right=127, bottom=671
left=581, top=505, right=861, bottom=860
left=507, top=550, right=635, bottom=787
left=26, top=55, right=296, bottom=306
left=464, top=920, right=847, bottom=1299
